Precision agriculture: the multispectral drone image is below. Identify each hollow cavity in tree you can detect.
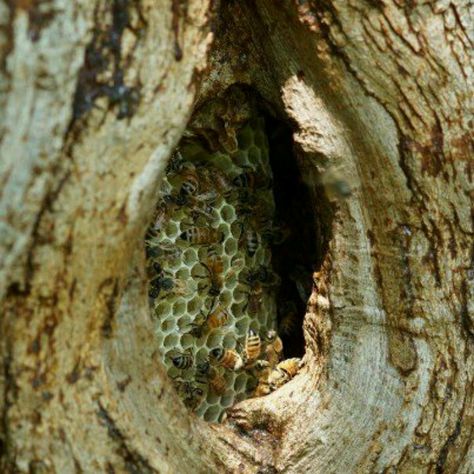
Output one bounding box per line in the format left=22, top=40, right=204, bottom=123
left=144, top=89, right=323, bottom=421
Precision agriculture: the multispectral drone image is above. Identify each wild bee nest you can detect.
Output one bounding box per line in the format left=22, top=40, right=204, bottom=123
left=146, top=115, right=285, bottom=422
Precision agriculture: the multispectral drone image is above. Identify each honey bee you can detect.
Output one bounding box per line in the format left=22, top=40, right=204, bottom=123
left=232, top=169, right=271, bottom=189
left=172, top=377, right=204, bottom=410
left=146, top=260, right=162, bottom=278
left=161, top=190, right=187, bottom=208
left=145, top=242, right=181, bottom=262
left=237, top=221, right=261, bottom=257
left=149, top=272, right=176, bottom=299
left=176, top=164, right=218, bottom=203
left=151, top=203, right=169, bottom=232
left=194, top=359, right=211, bottom=386
left=207, top=304, right=231, bottom=329
left=244, top=266, right=280, bottom=288
left=264, top=330, right=283, bottom=367
left=189, top=202, right=217, bottom=222
left=179, top=226, right=223, bottom=246
left=148, top=264, right=187, bottom=299
left=195, top=359, right=211, bottom=384
left=209, top=347, right=243, bottom=370
left=209, top=368, right=228, bottom=396
left=234, top=188, right=259, bottom=215
left=206, top=245, right=221, bottom=262
left=195, top=358, right=228, bottom=395
left=199, top=165, right=231, bottom=195
left=235, top=188, right=271, bottom=217
left=145, top=241, right=181, bottom=262
left=179, top=168, right=200, bottom=197
left=243, top=329, right=261, bottom=366
left=239, top=280, right=264, bottom=316
left=170, top=349, right=194, bottom=370
left=239, top=266, right=279, bottom=315
left=243, top=226, right=260, bottom=257
left=166, top=150, right=185, bottom=175
left=252, top=359, right=271, bottom=373
left=196, top=257, right=224, bottom=297
left=151, top=193, right=186, bottom=231
left=268, top=358, right=301, bottom=390
left=252, top=360, right=271, bottom=397
left=186, top=303, right=230, bottom=338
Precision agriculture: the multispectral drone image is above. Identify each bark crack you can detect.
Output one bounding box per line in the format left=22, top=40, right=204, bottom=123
left=435, top=419, right=461, bottom=473
left=71, top=0, right=146, bottom=124
left=96, top=402, right=155, bottom=474
left=0, top=339, right=16, bottom=472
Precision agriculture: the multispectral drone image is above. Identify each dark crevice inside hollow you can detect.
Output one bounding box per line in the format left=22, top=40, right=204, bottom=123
left=265, top=114, right=328, bottom=358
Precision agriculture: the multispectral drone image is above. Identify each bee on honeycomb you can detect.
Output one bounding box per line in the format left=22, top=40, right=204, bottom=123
left=146, top=115, right=293, bottom=422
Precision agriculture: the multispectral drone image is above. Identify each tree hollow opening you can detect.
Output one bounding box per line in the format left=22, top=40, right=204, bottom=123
left=265, top=115, right=325, bottom=359
left=145, top=87, right=330, bottom=421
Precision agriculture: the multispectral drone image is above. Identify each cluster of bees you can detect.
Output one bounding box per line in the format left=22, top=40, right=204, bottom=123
left=146, top=119, right=300, bottom=420
left=171, top=329, right=301, bottom=410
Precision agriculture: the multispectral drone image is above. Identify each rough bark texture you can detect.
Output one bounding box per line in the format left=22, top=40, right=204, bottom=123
left=0, top=0, right=472, bottom=473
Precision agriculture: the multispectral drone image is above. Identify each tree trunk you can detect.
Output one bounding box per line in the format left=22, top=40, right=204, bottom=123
left=0, top=0, right=472, bottom=472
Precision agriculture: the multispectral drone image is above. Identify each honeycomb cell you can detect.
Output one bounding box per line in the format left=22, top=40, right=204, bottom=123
left=176, top=312, right=194, bottom=333
left=234, top=373, right=248, bottom=392
left=161, top=318, right=176, bottom=333
left=224, top=273, right=238, bottom=292
left=155, top=333, right=165, bottom=347
left=186, top=298, right=200, bottom=314
left=230, top=221, right=243, bottom=238
left=221, top=205, right=235, bottom=222
left=219, top=223, right=231, bottom=240
left=235, top=318, right=249, bottom=335
left=176, top=268, right=190, bottom=280
left=234, top=290, right=249, bottom=306
left=204, top=405, right=221, bottom=422
left=231, top=301, right=245, bottom=318
left=168, top=366, right=180, bottom=379
left=183, top=248, right=198, bottom=266
left=206, top=332, right=223, bottom=348
left=165, top=221, right=179, bottom=238
left=190, top=263, right=206, bottom=279
left=195, top=404, right=207, bottom=418
left=224, top=237, right=238, bottom=256
left=181, top=333, right=195, bottom=349
left=172, top=299, right=187, bottom=316
left=206, top=392, right=220, bottom=405
left=195, top=347, right=208, bottom=361
left=167, top=257, right=183, bottom=273
left=234, top=392, right=248, bottom=405
left=249, top=321, right=260, bottom=334
left=164, top=333, right=181, bottom=349
left=197, top=246, right=209, bottom=260
left=233, top=150, right=248, bottom=167
left=219, top=290, right=232, bottom=307
left=155, top=301, right=172, bottom=318
left=222, top=333, right=237, bottom=349
left=221, top=393, right=234, bottom=407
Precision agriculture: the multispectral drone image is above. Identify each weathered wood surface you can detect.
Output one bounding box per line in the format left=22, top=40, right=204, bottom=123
left=0, top=1, right=472, bottom=472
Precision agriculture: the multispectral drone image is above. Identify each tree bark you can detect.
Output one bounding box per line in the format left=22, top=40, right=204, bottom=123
left=1, top=0, right=472, bottom=473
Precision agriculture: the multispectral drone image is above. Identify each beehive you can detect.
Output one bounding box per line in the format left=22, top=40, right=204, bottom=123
left=146, top=117, right=279, bottom=422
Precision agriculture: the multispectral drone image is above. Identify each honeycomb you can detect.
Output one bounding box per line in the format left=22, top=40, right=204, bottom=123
left=146, top=117, right=280, bottom=422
